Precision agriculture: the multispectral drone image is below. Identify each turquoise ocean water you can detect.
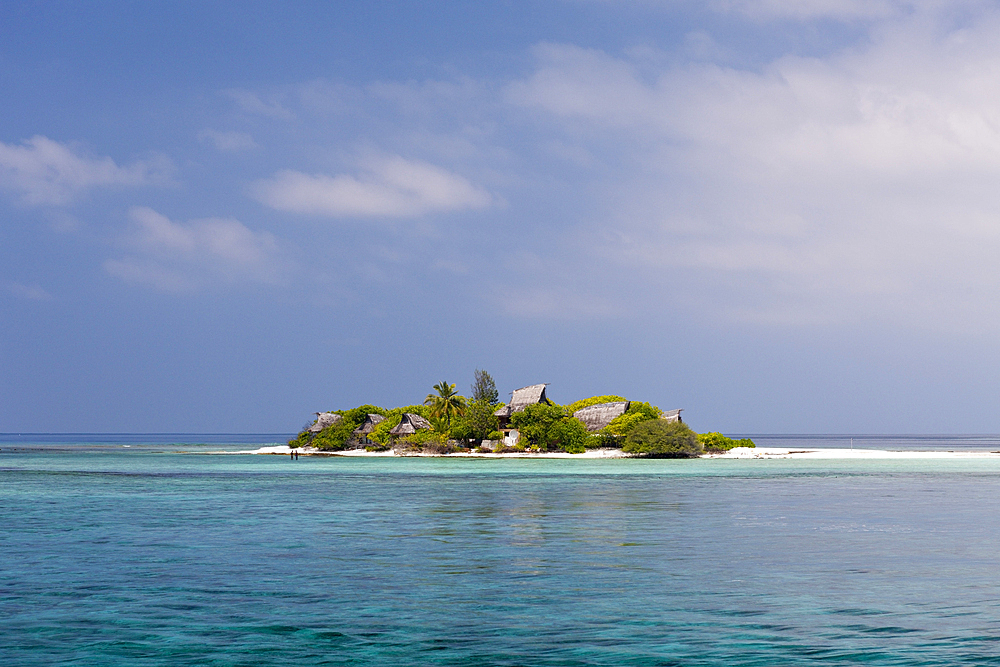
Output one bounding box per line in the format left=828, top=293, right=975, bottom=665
left=3, top=434, right=1000, bottom=666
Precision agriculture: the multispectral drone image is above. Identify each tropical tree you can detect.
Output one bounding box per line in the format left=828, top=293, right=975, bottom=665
left=471, top=368, right=499, bottom=405
left=623, top=420, right=702, bottom=458
left=424, top=381, right=467, bottom=432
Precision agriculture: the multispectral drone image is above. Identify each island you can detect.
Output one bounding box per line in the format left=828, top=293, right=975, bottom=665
left=279, top=370, right=756, bottom=458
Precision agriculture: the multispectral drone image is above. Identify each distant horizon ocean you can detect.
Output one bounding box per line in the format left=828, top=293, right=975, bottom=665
left=4, top=434, right=1000, bottom=665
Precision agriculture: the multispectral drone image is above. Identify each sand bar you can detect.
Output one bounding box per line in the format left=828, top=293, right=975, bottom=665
left=211, top=445, right=1000, bottom=459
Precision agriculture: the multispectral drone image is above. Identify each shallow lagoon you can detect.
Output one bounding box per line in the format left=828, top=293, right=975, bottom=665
left=3, top=437, right=1000, bottom=665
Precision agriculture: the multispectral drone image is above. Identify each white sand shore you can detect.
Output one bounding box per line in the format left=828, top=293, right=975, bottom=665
left=218, top=445, right=1000, bottom=459
left=705, top=447, right=1000, bottom=459
left=226, top=445, right=628, bottom=458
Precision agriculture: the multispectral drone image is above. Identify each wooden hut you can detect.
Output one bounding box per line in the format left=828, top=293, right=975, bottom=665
left=573, top=401, right=630, bottom=432
left=353, top=413, right=386, bottom=445
left=662, top=409, right=683, bottom=423
left=494, top=383, right=550, bottom=445
left=308, top=411, right=343, bottom=433
left=389, top=413, right=432, bottom=438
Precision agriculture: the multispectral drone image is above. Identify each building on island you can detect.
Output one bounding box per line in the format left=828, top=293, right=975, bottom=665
left=308, top=412, right=342, bottom=433
left=389, top=413, right=432, bottom=439
left=494, top=383, right=550, bottom=447
left=572, top=401, right=630, bottom=432
left=353, top=413, right=386, bottom=445
left=662, top=409, right=683, bottom=423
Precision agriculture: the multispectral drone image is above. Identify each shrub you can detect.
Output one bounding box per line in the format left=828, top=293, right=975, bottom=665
left=510, top=403, right=589, bottom=452
left=623, top=420, right=702, bottom=458
left=603, top=401, right=662, bottom=438
left=289, top=404, right=388, bottom=451
left=698, top=432, right=757, bottom=452
left=564, top=395, right=629, bottom=414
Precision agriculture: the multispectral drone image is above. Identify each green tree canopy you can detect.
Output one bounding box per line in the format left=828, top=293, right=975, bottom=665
left=510, top=403, right=589, bottom=453
left=471, top=369, right=499, bottom=405
left=623, top=420, right=702, bottom=458
left=424, top=381, right=467, bottom=431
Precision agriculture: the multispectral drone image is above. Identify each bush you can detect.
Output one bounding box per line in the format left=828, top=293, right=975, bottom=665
left=510, top=403, right=589, bottom=452
left=623, top=420, right=702, bottom=458
left=698, top=432, right=756, bottom=452
left=289, top=404, right=388, bottom=451
left=604, top=401, right=662, bottom=438
left=564, top=395, right=629, bottom=414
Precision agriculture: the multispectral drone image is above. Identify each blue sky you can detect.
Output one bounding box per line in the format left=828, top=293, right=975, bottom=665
left=4, top=0, right=1000, bottom=433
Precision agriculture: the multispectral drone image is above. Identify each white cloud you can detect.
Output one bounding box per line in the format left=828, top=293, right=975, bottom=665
left=198, top=129, right=257, bottom=151
left=253, top=155, right=493, bottom=218
left=223, top=89, right=294, bottom=119
left=105, top=207, right=288, bottom=291
left=505, top=5, right=1000, bottom=329
left=4, top=280, right=53, bottom=301
left=0, top=136, right=170, bottom=206
left=708, top=0, right=905, bottom=20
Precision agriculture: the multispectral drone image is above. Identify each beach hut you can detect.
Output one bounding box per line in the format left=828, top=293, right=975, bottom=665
left=662, top=409, right=683, bottom=423
left=308, top=412, right=342, bottom=433
left=494, top=383, right=551, bottom=446
left=389, top=413, right=432, bottom=438
left=573, top=401, right=630, bottom=432
left=353, top=413, right=386, bottom=445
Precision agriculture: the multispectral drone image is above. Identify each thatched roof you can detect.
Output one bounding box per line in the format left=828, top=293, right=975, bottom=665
left=495, top=383, right=549, bottom=418
left=662, top=409, right=683, bottom=423
left=389, top=413, right=432, bottom=436
left=573, top=401, right=629, bottom=432
left=353, top=413, right=386, bottom=435
left=308, top=412, right=342, bottom=433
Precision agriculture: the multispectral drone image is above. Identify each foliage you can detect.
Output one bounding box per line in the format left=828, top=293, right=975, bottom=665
left=288, top=404, right=388, bottom=451
left=510, top=403, right=589, bottom=453
left=698, top=432, right=756, bottom=452
left=449, top=397, right=500, bottom=442
left=603, top=401, right=663, bottom=438
left=424, top=381, right=467, bottom=431
left=564, top=395, right=628, bottom=414
left=471, top=369, right=499, bottom=405
left=368, top=405, right=431, bottom=445
left=623, top=420, right=702, bottom=458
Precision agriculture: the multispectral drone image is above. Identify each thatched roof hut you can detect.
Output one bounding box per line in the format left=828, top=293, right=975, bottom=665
left=573, top=401, right=629, bottom=432
left=662, top=409, right=683, bottom=423
left=308, top=412, right=342, bottom=432
left=389, top=413, right=432, bottom=436
left=495, top=383, right=549, bottom=420
left=353, top=413, right=386, bottom=435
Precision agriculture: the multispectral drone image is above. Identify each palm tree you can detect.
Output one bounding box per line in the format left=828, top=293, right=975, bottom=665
left=424, top=381, right=467, bottom=431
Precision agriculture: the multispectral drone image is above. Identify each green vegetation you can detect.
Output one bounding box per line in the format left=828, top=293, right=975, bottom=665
left=368, top=405, right=432, bottom=446
left=288, top=372, right=736, bottom=458
left=509, top=403, right=589, bottom=453
left=564, top=395, right=628, bottom=413
left=424, top=381, right=466, bottom=432
left=471, top=369, right=499, bottom=405
left=697, top=432, right=756, bottom=452
left=449, top=398, right=500, bottom=442
left=603, top=401, right=661, bottom=437
left=288, top=404, right=388, bottom=451
left=623, top=420, right=702, bottom=458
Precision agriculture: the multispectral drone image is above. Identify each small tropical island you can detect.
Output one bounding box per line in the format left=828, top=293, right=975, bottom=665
left=284, top=370, right=755, bottom=458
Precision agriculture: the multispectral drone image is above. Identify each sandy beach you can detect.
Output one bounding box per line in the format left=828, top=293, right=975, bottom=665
left=227, top=445, right=1000, bottom=459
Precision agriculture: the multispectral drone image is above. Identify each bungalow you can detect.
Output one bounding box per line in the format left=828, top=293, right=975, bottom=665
left=308, top=411, right=342, bottom=433
left=573, top=401, right=629, bottom=432
left=389, top=413, right=432, bottom=439
left=353, top=413, right=386, bottom=446
left=662, top=409, right=683, bottom=423
left=494, top=383, right=551, bottom=446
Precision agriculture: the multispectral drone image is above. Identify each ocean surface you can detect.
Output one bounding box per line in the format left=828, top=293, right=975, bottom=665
left=3, top=434, right=1000, bottom=666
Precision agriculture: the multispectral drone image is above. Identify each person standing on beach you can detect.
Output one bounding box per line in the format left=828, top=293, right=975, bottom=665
left=290, top=450, right=294, bottom=460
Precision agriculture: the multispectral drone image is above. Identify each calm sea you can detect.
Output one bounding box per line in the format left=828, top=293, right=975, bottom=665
left=3, top=434, right=1000, bottom=666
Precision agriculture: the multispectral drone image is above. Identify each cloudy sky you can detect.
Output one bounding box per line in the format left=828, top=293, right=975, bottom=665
left=4, top=0, right=1000, bottom=433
